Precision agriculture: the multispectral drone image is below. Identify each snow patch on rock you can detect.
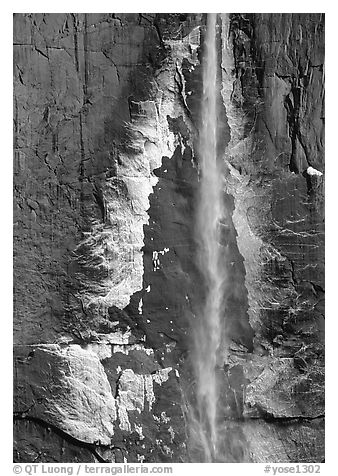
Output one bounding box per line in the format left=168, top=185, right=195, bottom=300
left=307, top=166, right=323, bottom=177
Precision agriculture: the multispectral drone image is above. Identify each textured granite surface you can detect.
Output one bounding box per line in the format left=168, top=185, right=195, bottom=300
left=13, top=13, right=324, bottom=463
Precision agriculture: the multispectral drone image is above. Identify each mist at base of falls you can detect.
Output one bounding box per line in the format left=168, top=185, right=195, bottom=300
left=184, top=12, right=230, bottom=462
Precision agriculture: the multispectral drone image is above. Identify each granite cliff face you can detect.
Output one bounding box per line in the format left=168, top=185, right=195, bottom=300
left=13, top=13, right=324, bottom=463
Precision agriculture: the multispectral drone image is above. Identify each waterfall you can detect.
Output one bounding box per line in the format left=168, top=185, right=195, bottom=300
left=187, top=13, right=228, bottom=462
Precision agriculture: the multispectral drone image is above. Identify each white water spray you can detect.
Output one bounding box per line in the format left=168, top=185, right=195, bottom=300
left=188, top=13, right=228, bottom=461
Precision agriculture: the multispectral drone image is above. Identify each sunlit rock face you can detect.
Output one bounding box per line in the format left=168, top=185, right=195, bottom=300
left=220, top=13, right=324, bottom=462
left=13, top=12, right=201, bottom=463
left=14, top=13, right=324, bottom=463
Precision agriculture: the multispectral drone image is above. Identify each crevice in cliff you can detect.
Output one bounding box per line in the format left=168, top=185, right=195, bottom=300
left=174, top=63, right=193, bottom=123
left=247, top=411, right=325, bottom=424
left=261, top=117, right=275, bottom=145
left=113, top=370, right=126, bottom=399
left=92, top=182, right=107, bottom=222
left=71, top=13, right=79, bottom=74
left=34, top=46, right=49, bottom=61
left=307, top=281, right=325, bottom=301
left=284, top=87, right=302, bottom=174
left=101, top=50, right=121, bottom=83
left=79, top=111, right=87, bottom=221
left=290, top=259, right=298, bottom=287
left=83, top=14, right=89, bottom=101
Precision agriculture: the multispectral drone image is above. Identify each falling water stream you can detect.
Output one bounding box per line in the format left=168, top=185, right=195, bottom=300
left=187, top=13, right=229, bottom=462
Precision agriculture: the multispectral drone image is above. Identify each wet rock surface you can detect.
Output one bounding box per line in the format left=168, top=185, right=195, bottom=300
left=14, top=13, right=324, bottom=462
left=220, top=13, right=324, bottom=461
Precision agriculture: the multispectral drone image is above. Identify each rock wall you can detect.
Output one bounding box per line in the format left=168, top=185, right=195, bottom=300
left=220, top=13, right=324, bottom=462
left=13, top=13, right=324, bottom=463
